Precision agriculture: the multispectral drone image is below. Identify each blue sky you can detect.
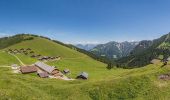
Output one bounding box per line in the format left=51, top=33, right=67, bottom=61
left=0, top=0, right=170, bottom=44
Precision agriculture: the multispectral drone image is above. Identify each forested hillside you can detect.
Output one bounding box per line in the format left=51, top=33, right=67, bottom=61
left=90, top=41, right=138, bottom=59
left=116, top=33, right=170, bottom=68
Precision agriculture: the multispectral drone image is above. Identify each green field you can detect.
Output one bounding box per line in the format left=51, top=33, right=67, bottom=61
left=0, top=51, right=19, bottom=66
left=1, top=35, right=170, bottom=100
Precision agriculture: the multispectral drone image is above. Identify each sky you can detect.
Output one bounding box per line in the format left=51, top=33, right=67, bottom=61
left=0, top=0, right=170, bottom=44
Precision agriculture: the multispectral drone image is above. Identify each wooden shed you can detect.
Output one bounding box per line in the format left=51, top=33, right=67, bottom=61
left=76, top=72, right=88, bottom=79
left=150, top=59, right=160, bottom=64
left=63, top=69, right=70, bottom=74
left=37, top=72, right=49, bottom=78
left=20, top=66, right=37, bottom=74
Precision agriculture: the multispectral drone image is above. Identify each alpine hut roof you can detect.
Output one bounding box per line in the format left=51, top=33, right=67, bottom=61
left=150, top=59, right=160, bottom=64
left=77, top=72, right=88, bottom=79
left=35, top=61, right=55, bottom=73
left=20, top=66, right=37, bottom=74
left=63, top=69, right=70, bottom=73
left=38, top=72, right=49, bottom=78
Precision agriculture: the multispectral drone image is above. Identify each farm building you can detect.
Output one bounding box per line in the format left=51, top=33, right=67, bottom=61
left=37, top=72, right=49, bottom=78
left=76, top=72, right=88, bottom=79
left=11, top=64, right=18, bottom=68
left=31, top=55, right=37, bottom=58
left=20, top=66, right=37, bottom=74
left=150, top=59, right=160, bottom=64
left=20, top=48, right=24, bottom=50
left=51, top=69, right=60, bottom=75
left=63, top=69, right=70, bottom=74
left=11, top=64, right=19, bottom=70
left=162, top=58, right=168, bottom=66
left=159, top=73, right=170, bottom=80
left=30, top=51, right=34, bottom=53
left=35, top=61, right=58, bottom=74
left=27, top=48, right=31, bottom=50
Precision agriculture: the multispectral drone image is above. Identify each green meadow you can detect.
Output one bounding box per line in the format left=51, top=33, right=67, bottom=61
left=0, top=36, right=170, bottom=99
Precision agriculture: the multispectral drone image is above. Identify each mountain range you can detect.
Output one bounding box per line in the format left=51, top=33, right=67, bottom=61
left=117, top=33, right=170, bottom=68
left=0, top=33, right=170, bottom=99
left=90, top=41, right=139, bottom=59
left=75, top=33, right=170, bottom=68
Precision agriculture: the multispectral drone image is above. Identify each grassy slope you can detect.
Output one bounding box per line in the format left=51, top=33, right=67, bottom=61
left=4, top=37, right=107, bottom=80
left=1, top=36, right=170, bottom=99
left=6, top=37, right=85, bottom=58
left=0, top=51, right=19, bottom=66
left=1, top=63, right=170, bottom=99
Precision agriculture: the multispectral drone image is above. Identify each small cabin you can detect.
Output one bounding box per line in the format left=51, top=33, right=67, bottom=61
left=27, top=48, right=31, bottom=50
left=163, top=59, right=168, bottom=65
left=36, top=54, right=41, bottom=57
left=20, top=48, right=24, bottom=50
left=150, top=59, right=160, bottom=64
left=63, top=69, right=70, bottom=74
left=30, top=51, right=34, bottom=53
left=37, top=72, right=49, bottom=78
left=11, top=64, right=19, bottom=70
left=31, top=55, right=36, bottom=58
left=76, top=72, right=88, bottom=79
left=159, top=74, right=170, bottom=80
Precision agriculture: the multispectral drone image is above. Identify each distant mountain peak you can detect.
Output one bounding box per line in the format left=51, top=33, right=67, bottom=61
left=90, top=41, right=139, bottom=59
left=117, top=33, right=170, bottom=68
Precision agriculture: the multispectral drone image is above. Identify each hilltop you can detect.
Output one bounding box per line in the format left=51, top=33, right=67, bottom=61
left=0, top=34, right=107, bottom=79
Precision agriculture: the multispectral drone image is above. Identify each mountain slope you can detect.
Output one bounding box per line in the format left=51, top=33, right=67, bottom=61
left=1, top=56, right=170, bottom=99
left=130, top=40, right=153, bottom=55
left=117, top=33, right=170, bottom=68
left=0, top=34, right=34, bottom=49
left=1, top=34, right=170, bottom=99
left=90, top=41, right=138, bottom=59
left=3, top=34, right=107, bottom=79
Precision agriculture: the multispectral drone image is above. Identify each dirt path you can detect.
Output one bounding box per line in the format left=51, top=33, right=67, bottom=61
left=0, top=66, right=11, bottom=68
left=8, top=53, right=25, bottom=66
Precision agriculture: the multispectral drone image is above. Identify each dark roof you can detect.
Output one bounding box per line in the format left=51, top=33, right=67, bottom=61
left=63, top=69, right=70, bottom=73
left=20, top=66, right=37, bottom=74
left=35, top=61, right=55, bottom=73
left=27, top=48, right=31, bottom=50
left=150, top=59, right=160, bottom=64
left=31, top=55, right=36, bottom=57
left=78, top=72, right=88, bottom=78
left=38, top=72, right=49, bottom=78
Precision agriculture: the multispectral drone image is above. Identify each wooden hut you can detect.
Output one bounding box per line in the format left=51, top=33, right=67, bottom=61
left=20, top=66, right=37, bottom=74
left=37, top=72, right=49, bottom=78
left=35, top=61, right=57, bottom=74
left=150, top=59, right=160, bottom=64
left=63, top=69, right=70, bottom=74
left=76, top=72, right=88, bottom=79
left=30, top=51, right=34, bottom=54
left=27, top=48, right=31, bottom=50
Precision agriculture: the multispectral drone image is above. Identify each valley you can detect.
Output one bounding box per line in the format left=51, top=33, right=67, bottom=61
left=0, top=34, right=170, bottom=99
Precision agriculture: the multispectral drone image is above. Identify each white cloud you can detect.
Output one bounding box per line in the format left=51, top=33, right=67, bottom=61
left=0, top=33, right=11, bottom=37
